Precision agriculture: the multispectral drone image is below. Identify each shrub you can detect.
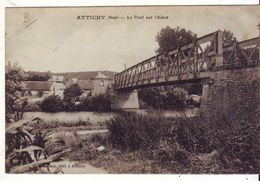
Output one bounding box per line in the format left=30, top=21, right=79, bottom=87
left=41, top=119, right=92, bottom=129
left=106, top=111, right=259, bottom=172
left=106, top=112, right=173, bottom=151
left=64, top=101, right=78, bottom=112
left=186, top=84, right=203, bottom=95
left=174, top=116, right=213, bottom=153
left=219, top=120, right=259, bottom=173
left=63, top=83, right=82, bottom=103
left=138, top=86, right=188, bottom=109
left=5, top=118, right=68, bottom=173
left=166, top=87, right=188, bottom=109
left=24, top=101, right=41, bottom=112
left=138, top=87, right=164, bottom=108
left=91, top=94, right=111, bottom=112
left=150, top=140, right=190, bottom=166
left=40, top=95, right=64, bottom=112
left=78, top=97, right=92, bottom=111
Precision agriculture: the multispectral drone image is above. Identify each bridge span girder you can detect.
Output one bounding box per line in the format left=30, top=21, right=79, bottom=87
left=116, top=71, right=213, bottom=91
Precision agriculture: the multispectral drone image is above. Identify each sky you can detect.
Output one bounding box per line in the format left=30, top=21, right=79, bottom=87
left=5, top=6, right=260, bottom=73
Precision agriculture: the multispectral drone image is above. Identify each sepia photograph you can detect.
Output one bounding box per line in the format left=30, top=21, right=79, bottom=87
left=4, top=6, right=260, bottom=174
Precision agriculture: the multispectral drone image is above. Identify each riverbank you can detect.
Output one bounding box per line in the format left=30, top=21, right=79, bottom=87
left=23, top=107, right=200, bottom=122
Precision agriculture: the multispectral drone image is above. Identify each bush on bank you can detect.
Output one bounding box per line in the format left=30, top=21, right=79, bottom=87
left=106, top=112, right=259, bottom=173
left=39, top=95, right=64, bottom=112
left=37, top=94, right=111, bottom=112
left=138, top=86, right=188, bottom=109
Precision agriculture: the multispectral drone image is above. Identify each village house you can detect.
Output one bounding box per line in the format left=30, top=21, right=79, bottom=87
left=22, top=79, right=66, bottom=100
left=65, top=72, right=113, bottom=98
left=23, top=72, right=114, bottom=101
left=48, top=75, right=64, bottom=82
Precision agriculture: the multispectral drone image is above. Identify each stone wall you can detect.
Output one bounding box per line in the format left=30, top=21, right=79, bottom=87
left=201, top=66, right=260, bottom=124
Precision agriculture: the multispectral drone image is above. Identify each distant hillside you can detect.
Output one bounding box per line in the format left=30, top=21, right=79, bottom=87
left=55, top=71, right=118, bottom=80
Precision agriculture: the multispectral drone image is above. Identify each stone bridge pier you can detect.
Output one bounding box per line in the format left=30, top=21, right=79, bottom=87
left=200, top=66, right=260, bottom=122
left=111, top=89, right=140, bottom=109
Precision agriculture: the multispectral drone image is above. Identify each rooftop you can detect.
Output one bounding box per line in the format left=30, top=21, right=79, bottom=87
left=92, top=72, right=110, bottom=79
left=77, top=80, right=93, bottom=90
left=22, top=81, right=54, bottom=91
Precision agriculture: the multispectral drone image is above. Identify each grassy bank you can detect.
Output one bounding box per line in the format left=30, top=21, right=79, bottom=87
left=60, top=111, right=259, bottom=174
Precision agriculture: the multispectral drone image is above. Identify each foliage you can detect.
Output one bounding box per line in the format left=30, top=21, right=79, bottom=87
left=165, top=87, right=188, bottom=109
left=63, top=83, right=82, bottom=103
left=13, top=97, right=28, bottom=120
left=63, top=101, right=79, bottom=112
left=223, top=29, right=237, bottom=47
left=24, top=101, right=42, bottom=112
left=156, top=26, right=197, bottom=54
left=39, top=93, right=112, bottom=112
left=5, top=62, right=27, bottom=122
left=40, top=119, right=93, bottom=129
left=219, top=120, right=259, bottom=173
left=138, top=87, right=164, bottom=108
left=186, top=84, right=203, bottom=95
left=6, top=117, right=71, bottom=173
left=91, top=94, right=111, bottom=112
left=106, top=112, right=259, bottom=173
left=78, top=97, right=93, bottom=111
left=151, top=141, right=190, bottom=166
left=139, top=86, right=188, bottom=109
left=40, top=95, right=64, bottom=112
left=174, top=116, right=213, bottom=153
left=6, top=118, right=46, bottom=172
left=26, top=71, right=51, bottom=81
left=138, top=26, right=199, bottom=109
left=106, top=112, right=172, bottom=151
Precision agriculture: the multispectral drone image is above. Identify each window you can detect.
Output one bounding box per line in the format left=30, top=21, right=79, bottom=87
left=100, top=80, right=105, bottom=87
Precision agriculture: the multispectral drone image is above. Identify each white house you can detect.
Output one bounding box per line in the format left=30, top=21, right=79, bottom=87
left=22, top=81, right=65, bottom=100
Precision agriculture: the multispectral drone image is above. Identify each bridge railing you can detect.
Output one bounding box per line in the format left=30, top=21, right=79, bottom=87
left=223, top=37, right=260, bottom=68
left=115, top=30, right=223, bottom=90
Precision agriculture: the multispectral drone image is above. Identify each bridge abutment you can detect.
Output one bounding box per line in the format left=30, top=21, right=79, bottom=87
left=111, top=89, right=140, bottom=109
left=200, top=66, right=260, bottom=123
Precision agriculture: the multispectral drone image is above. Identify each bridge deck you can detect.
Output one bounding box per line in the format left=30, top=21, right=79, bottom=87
left=114, top=30, right=259, bottom=90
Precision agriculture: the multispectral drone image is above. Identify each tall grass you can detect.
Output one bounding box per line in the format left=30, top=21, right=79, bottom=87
left=106, top=112, right=173, bottom=151
left=38, top=119, right=93, bottom=129
left=105, top=112, right=259, bottom=173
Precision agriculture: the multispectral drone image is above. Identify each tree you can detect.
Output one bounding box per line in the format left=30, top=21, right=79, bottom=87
left=26, top=71, right=51, bottom=81
left=223, top=29, right=237, bottom=47
left=156, top=26, right=197, bottom=54
left=139, top=27, right=196, bottom=109
left=138, top=87, right=165, bottom=109
left=40, top=95, right=64, bottom=112
left=165, top=87, right=188, bottom=109
left=63, top=83, right=82, bottom=103
left=13, top=97, right=28, bottom=120
left=5, top=62, right=27, bottom=122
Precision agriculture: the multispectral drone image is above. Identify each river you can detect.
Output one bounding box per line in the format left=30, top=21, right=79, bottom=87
left=23, top=107, right=199, bottom=123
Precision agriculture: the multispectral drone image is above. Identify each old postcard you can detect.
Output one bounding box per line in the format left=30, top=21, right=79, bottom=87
left=5, top=6, right=260, bottom=174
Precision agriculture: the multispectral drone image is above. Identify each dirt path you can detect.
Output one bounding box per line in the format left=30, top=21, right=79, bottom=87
left=50, top=160, right=108, bottom=174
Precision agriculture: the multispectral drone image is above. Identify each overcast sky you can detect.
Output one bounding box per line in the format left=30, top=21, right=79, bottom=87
left=5, top=6, right=260, bottom=73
